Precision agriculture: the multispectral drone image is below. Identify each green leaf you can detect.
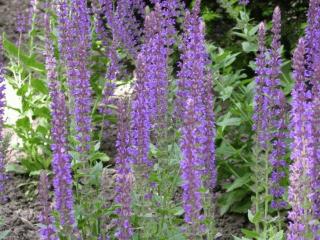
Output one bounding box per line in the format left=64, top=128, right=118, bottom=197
left=2, top=34, right=45, bottom=72
left=218, top=189, right=248, bottom=215
left=225, top=173, right=250, bottom=192
left=16, top=83, right=29, bottom=96
left=31, top=79, right=48, bottom=94
left=242, top=42, right=258, bottom=53
left=0, top=230, right=10, bottom=240
left=241, top=229, right=260, bottom=238
left=217, top=113, right=241, bottom=131
left=6, top=163, right=27, bottom=174
left=16, top=116, right=31, bottom=130
left=33, top=107, right=51, bottom=119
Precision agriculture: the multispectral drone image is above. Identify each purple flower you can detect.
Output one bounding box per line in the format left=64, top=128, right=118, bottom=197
left=253, top=22, right=269, bottom=148
left=114, top=99, right=133, bottom=240
left=130, top=53, right=152, bottom=167
left=203, top=72, right=216, bottom=191
left=100, top=41, right=121, bottom=134
left=305, top=0, right=320, bottom=79
left=0, top=41, right=6, bottom=204
left=177, top=0, right=215, bottom=234
left=239, top=0, right=249, bottom=5
left=38, top=171, right=57, bottom=240
left=56, top=0, right=93, bottom=157
left=287, top=38, right=314, bottom=240
left=45, top=20, right=76, bottom=233
left=100, top=0, right=145, bottom=58
left=268, top=7, right=288, bottom=209
left=180, top=99, right=204, bottom=237
left=141, top=4, right=170, bottom=134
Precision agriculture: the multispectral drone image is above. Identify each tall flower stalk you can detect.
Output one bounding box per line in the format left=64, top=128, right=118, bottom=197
left=114, top=99, right=133, bottom=240
left=56, top=0, right=93, bottom=158
left=38, top=171, right=57, bottom=240
left=177, top=0, right=216, bottom=236
left=45, top=16, right=76, bottom=233
left=0, top=41, right=6, bottom=204
left=287, top=38, right=314, bottom=240
left=180, top=99, right=204, bottom=237
left=268, top=7, right=287, bottom=210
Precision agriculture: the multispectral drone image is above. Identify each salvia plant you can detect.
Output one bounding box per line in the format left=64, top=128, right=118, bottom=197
left=1, top=0, right=320, bottom=239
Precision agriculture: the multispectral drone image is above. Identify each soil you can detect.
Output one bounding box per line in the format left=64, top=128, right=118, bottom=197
left=0, top=174, right=40, bottom=240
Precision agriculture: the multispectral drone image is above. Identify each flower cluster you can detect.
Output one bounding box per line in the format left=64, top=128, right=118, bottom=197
left=114, top=99, right=133, bottom=240
left=0, top=41, right=6, bottom=204
left=177, top=0, right=216, bottom=233
left=38, top=171, right=57, bottom=240
left=287, top=38, right=315, bottom=240
left=253, top=7, right=287, bottom=210
left=100, top=0, right=145, bottom=58
left=45, top=22, right=76, bottom=232
left=180, top=98, right=204, bottom=236
left=268, top=7, right=287, bottom=209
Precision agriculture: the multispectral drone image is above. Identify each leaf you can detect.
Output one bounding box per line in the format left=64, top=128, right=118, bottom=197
left=33, top=107, right=51, bottom=119
left=242, top=42, right=258, bottom=53
left=16, top=116, right=31, bottom=130
left=2, top=34, right=45, bottom=72
left=225, top=173, right=250, bottom=192
left=217, top=113, right=241, bottom=131
left=272, top=230, right=284, bottom=240
left=6, top=163, right=27, bottom=174
left=247, top=209, right=262, bottom=224
left=241, top=229, right=260, bottom=238
left=16, top=83, right=29, bottom=96
left=0, top=230, right=10, bottom=240
left=31, top=79, right=48, bottom=94
left=218, top=189, right=248, bottom=215
left=220, top=86, right=234, bottom=101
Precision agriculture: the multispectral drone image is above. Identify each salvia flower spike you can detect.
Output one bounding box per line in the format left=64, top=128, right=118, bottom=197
left=253, top=22, right=269, bottom=149
left=0, top=41, right=6, bottom=204
left=180, top=98, right=204, bottom=237
left=287, top=38, right=314, bottom=240
left=114, top=99, right=133, bottom=240
left=45, top=20, right=77, bottom=232
left=268, top=6, right=288, bottom=209
left=38, top=171, right=57, bottom=240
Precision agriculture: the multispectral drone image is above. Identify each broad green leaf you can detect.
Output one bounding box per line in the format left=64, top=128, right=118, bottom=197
left=31, top=78, right=48, bottom=94
left=242, top=42, right=258, bottom=53
left=16, top=116, right=31, bottom=130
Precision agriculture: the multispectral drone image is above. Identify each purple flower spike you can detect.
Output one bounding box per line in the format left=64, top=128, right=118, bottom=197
left=100, top=41, right=121, bottom=134
left=177, top=1, right=216, bottom=189
left=180, top=99, right=204, bottom=237
left=0, top=41, right=6, bottom=204
left=38, top=171, right=57, bottom=240
left=130, top=54, right=152, bottom=167
left=56, top=0, right=93, bottom=157
left=253, top=22, right=269, bottom=148
left=268, top=6, right=287, bottom=210
left=141, top=4, right=170, bottom=133
left=114, top=99, right=133, bottom=240
left=45, top=19, right=76, bottom=232
left=287, top=38, right=314, bottom=240
left=305, top=0, right=320, bottom=80
left=203, top=72, right=216, bottom=192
